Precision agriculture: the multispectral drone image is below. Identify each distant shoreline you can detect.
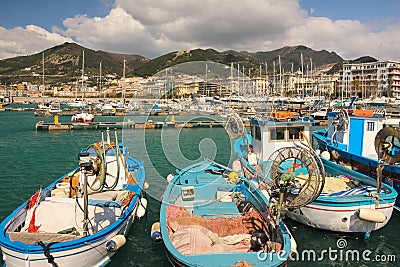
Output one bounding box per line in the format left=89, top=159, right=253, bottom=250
left=12, top=96, right=144, bottom=104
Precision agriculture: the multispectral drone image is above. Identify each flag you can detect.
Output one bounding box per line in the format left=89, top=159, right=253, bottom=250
left=26, top=188, right=42, bottom=233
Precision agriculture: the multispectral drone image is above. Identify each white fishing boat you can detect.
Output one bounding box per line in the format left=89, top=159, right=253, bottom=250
left=0, top=129, right=147, bottom=266
left=71, top=112, right=94, bottom=123
left=230, top=113, right=397, bottom=238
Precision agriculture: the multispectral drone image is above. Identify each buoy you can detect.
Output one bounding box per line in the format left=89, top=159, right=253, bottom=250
left=136, top=198, right=147, bottom=218
left=320, top=151, right=331, bottom=160
left=54, top=115, right=59, bottom=124
left=143, top=181, right=149, bottom=190
left=105, top=235, right=126, bottom=252
left=232, top=159, right=242, bottom=172
left=315, top=149, right=321, bottom=156
left=151, top=222, right=162, bottom=242
left=228, top=171, right=239, bottom=183
left=56, top=182, right=71, bottom=196
left=357, top=208, right=386, bottom=223
left=166, top=174, right=174, bottom=182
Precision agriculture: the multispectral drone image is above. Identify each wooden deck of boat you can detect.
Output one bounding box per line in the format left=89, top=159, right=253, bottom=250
left=8, top=232, right=79, bottom=244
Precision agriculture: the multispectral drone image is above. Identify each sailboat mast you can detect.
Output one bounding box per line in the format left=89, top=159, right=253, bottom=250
left=123, top=58, right=126, bottom=100
left=42, top=52, right=45, bottom=91
left=301, top=53, right=304, bottom=96
left=82, top=51, right=85, bottom=101
left=99, top=61, right=103, bottom=98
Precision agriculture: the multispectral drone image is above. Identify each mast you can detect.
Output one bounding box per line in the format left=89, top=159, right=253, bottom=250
left=100, top=61, right=103, bottom=98
left=42, top=52, right=45, bottom=91
left=82, top=50, right=85, bottom=101
left=123, top=58, right=126, bottom=100
left=301, top=53, right=304, bottom=96
left=279, top=55, right=282, bottom=96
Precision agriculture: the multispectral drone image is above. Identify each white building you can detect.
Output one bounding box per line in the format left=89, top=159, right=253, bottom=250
left=338, top=60, right=400, bottom=99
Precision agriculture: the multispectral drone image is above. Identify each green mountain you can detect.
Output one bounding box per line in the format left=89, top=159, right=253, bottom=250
left=0, top=42, right=149, bottom=85
left=135, top=46, right=344, bottom=76
left=0, top=42, right=360, bottom=86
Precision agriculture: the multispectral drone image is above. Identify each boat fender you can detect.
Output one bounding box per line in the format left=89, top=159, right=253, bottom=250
left=106, top=235, right=126, bottom=252
left=315, top=149, right=321, bottom=156
left=320, top=151, right=330, bottom=160
left=143, top=181, right=150, bottom=190
left=166, top=174, right=174, bottom=183
left=151, top=222, right=162, bottom=242
left=357, top=208, right=386, bottom=223
left=228, top=171, right=238, bottom=183
left=136, top=198, right=147, bottom=218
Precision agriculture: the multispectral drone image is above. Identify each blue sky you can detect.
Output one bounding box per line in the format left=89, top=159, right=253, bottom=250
left=0, top=0, right=113, bottom=30
left=0, top=0, right=399, bottom=60
left=301, top=0, right=400, bottom=25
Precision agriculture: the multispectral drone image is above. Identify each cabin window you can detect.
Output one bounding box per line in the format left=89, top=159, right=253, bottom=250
left=254, top=125, right=261, bottom=141
left=270, top=128, right=285, bottom=141
left=367, top=122, right=375, bottom=131
left=288, top=127, right=304, bottom=141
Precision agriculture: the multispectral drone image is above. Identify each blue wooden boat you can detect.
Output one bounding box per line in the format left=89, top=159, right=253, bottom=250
left=0, top=129, right=147, bottom=266
left=313, top=108, right=400, bottom=206
left=160, top=159, right=294, bottom=267
left=233, top=116, right=397, bottom=238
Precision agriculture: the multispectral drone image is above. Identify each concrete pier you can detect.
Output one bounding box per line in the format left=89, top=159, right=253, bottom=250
left=35, top=120, right=226, bottom=131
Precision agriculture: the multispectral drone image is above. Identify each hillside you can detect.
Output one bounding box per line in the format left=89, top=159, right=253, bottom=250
left=135, top=46, right=344, bottom=76
left=0, top=42, right=149, bottom=85
left=0, top=42, right=363, bottom=86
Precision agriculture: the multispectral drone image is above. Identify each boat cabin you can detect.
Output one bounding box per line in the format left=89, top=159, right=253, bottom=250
left=250, top=118, right=313, bottom=162
left=325, top=109, right=387, bottom=160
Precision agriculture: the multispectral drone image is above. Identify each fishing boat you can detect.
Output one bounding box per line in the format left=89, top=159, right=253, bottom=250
left=159, top=159, right=297, bottom=267
left=0, top=129, right=147, bottom=266
left=71, top=112, right=94, bottom=123
left=313, top=108, right=400, bottom=206
left=232, top=114, right=397, bottom=238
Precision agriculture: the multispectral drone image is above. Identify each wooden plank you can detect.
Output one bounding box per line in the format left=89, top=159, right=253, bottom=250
left=8, top=232, right=79, bottom=244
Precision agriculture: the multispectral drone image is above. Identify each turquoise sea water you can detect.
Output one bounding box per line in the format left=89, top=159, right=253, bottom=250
left=0, top=109, right=399, bottom=266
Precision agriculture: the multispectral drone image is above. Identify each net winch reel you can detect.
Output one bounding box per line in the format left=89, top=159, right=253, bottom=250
left=225, top=112, right=245, bottom=140
left=83, top=129, right=121, bottom=192
left=374, top=126, right=400, bottom=193
left=266, top=146, right=325, bottom=226
left=331, top=109, right=350, bottom=133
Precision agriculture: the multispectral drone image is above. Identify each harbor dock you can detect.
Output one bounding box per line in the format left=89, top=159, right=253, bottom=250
left=35, top=120, right=227, bottom=131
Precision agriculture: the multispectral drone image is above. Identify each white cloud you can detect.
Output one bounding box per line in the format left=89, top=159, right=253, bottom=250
left=0, top=25, right=72, bottom=59
left=0, top=0, right=400, bottom=61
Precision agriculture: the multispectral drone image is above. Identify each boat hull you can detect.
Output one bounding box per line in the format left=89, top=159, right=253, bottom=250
left=284, top=202, right=393, bottom=233
left=0, top=145, right=146, bottom=267
left=160, top=160, right=291, bottom=267
left=1, top=214, right=135, bottom=267
left=313, top=129, right=400, bottom=207
left=238, top=157, right=396, bottom=234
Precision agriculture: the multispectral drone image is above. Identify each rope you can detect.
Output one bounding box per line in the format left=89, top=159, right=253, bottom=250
left=37, top=241, right=59, bottom=267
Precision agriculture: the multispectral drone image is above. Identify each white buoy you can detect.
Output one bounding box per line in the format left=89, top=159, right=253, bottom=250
left=105, top=235, right=126, bottom=252
left=315, top=149, right=321, bottom=156
left=320, top=151, right=331, bottom=160
left=151, top=222, right=162, bottom=242
left=358, top=208, right=386, bottom=223
left=136, top=198, right=147, bottom=218
left=232, top=159, right=242, bottom=172
left=166, top=174, right=174, bottom=182
left=143, top=181, right=149, bottom=190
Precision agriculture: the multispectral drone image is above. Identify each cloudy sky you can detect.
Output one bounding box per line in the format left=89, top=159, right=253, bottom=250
left=0, top=0, right=399, bottom=60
